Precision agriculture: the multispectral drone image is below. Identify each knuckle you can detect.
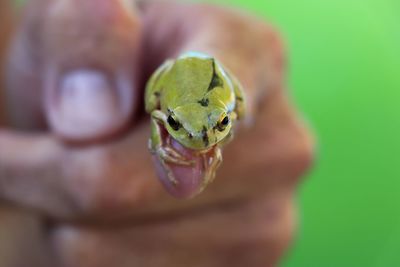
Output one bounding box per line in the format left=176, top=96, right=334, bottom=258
left=287, top=124, right=315, bottom=183
left=62, top=149, right=137, bottom=217
left=254, top=97, right=315, bottom=185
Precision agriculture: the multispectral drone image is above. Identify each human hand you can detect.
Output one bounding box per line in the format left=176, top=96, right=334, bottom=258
left=0, top=1, right=314, bottom=266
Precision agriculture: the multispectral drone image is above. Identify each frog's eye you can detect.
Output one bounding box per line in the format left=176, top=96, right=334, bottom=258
left=167, top=115, right=181, bottom=131
left=217, top=115, right=230, bottom=131
left=221, top=116, right=230, bottom=126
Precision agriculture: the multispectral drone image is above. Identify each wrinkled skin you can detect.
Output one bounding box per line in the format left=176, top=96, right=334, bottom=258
left=0, top=1, right=314, bottom=267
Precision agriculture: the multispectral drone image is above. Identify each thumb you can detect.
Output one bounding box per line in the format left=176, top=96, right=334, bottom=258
left=9, top=0, right=142, bottom=141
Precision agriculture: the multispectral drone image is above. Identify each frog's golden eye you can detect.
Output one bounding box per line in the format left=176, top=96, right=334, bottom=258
left=217, top=115, right=230, bottom=131
left=167, top=115, right=181, bottom=131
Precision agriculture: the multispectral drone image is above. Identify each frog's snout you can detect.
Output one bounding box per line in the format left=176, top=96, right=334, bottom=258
left=197, top=127, right=221, bottom=149
left=183, top=128, right=217, bottom=150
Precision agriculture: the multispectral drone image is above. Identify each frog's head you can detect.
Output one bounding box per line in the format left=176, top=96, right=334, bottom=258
left=165, top=104, right=232, bottom=150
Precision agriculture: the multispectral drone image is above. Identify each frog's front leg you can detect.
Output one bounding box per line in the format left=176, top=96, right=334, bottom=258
left=149, top=110, right=195, bottom=185
left=149, top=110, right=195, bottom=165
left=201, top=147, right=223, bottom=190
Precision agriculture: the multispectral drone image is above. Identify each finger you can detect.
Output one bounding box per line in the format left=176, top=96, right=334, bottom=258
left=0, top=130, right=73, bottom=217
left=6, top=0, right=142, bottom=140
left=51, top=195, right=295, bottom=267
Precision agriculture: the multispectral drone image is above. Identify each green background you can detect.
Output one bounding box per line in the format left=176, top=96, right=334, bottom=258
left=212, top=0, right=400, bottom=266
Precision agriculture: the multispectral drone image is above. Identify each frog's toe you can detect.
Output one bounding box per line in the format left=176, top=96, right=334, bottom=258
left=158, top=147, right=194, bottom=166
left=164, top=146, right=186, bottom=160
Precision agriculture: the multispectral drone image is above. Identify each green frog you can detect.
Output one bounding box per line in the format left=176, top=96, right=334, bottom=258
left=145, top=52, right=245, bottom=189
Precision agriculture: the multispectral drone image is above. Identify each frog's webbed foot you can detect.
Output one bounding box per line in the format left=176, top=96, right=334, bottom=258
left=153, top=145, right=193, bottom=166
left=149, top=141, right=190, bottom=186
left=149, top=136, right=195, bottom=186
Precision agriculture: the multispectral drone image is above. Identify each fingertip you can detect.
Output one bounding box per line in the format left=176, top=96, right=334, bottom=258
left=152, top=139, right=213, bottom=199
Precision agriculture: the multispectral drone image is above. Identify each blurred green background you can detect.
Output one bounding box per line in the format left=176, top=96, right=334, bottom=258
left=211, top=0, right=400, bottom=266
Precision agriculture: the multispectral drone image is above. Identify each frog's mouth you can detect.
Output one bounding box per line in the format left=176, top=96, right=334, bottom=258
left=161, top=122, right=215, bottom=154
left=153, top=122, right=216, bottom=199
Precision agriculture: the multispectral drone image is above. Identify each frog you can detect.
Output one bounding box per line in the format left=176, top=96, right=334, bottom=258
left=145, top=51, right=245, bottom=189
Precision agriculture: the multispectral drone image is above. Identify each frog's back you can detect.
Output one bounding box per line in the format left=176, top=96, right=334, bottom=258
left=160, top=54, right=235, bottom=112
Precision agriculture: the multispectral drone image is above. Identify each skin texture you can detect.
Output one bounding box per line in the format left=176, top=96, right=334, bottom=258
left=145, top=53, right=245, bottom=197
left=0, top=1, right=314, bottom=267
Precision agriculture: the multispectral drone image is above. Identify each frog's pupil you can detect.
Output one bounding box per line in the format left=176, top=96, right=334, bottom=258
left=167, top=115, right=181, bottom=131
left=216, top=116, right=230, bottom=132
left=221, top=116, right=229, bottom=125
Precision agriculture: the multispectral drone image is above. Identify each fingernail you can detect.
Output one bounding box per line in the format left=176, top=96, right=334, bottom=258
left=49, top=70, right=128, bottom=140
